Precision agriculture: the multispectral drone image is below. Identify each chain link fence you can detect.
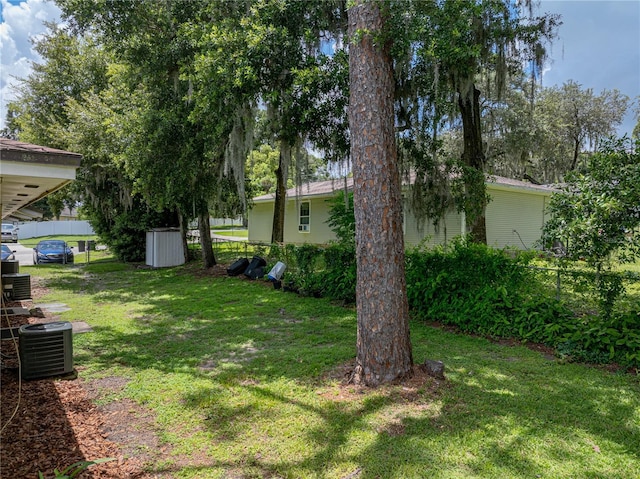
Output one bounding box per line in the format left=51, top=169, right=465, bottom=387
left=528, top=265, right=640, bottom=316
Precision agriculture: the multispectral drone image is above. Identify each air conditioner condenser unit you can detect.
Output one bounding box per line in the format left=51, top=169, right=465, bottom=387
left=19, top=321, right=74, bottom=380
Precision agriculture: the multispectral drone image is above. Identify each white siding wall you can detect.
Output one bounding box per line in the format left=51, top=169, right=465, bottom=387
left=248, top=202, right=274, bottom=243
left=283, top=197, right=335, bottom=244
left=249, top=187, right=551, bottom=250
left=404, top=209, right=464, bottom=248
left=486, top=189, right=547, bottom=250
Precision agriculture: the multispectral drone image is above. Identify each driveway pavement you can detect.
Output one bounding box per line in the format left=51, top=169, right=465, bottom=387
left=211, top=233, right=247, bottom=242
left=6, top=242, right=35, bottom=266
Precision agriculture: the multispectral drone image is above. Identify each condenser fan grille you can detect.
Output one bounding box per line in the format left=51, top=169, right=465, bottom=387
left=19, top=322, right=74, bottom=380
left=2, top=273, right=31, bottom=300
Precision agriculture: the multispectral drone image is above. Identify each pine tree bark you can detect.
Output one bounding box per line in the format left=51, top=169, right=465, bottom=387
left=458, top=83, right=487, bottom=244
left=347, top=0, right=413, bottom=387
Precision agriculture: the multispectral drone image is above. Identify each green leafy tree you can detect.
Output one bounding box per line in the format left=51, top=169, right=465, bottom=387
left=542, top=138, right=640, bottom=267
left=483, top=75, right=544, bottom=181
left=59, top=0, right=240, bottom=267
left=64, top=79, right=177, bottom=262
left=246, top=143, right=330, bottom=196
left=8, top=23, right=109, bottom=148
left=246, top=144, right=283, bottom=195
left=399, top=0, right=559, bottom=242
left=326, top=189, right=355, bottom=245
left=536, top=81, right=629, bottom=178
left=483, top=79, right=631, bottom=184
left=6, top=25, right=111, bottom=217
left=190, top=0, right=346, bottom=244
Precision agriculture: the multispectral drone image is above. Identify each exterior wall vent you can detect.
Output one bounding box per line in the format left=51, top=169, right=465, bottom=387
left=1, top=273, right=31, bottom=300
left=19, top=321, right=74, bottom=380
left=1, top=260, right=20, bottom=274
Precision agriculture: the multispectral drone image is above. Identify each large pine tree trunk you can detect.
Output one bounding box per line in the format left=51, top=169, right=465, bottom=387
left=347, top=0, right=413, bottom=387
left=458, top=82, right=487, bottom=244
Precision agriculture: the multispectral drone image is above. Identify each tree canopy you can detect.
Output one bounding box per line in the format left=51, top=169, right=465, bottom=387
left=6, top=0, right=596, bottom=254
left=542, top=138, right=640, bottom=268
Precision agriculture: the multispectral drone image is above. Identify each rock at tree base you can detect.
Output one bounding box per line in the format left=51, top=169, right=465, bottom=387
left=423, top=359, right=445, bottom=380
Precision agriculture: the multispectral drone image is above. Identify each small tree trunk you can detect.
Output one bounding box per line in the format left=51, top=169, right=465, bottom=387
left=271, top=148, right=288, bottom=244
left=199, top=208, right=216, bottom=268
left=458, top=82, right=487, bottom=244
left=347, top=0, right=413, bottom=387
left=178, top=209, right=189, bottom=264
left=570, top=138, right=580, bottom=171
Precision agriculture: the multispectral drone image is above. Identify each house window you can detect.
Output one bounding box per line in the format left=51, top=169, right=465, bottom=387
left=299, top=201, right=310, bottom=232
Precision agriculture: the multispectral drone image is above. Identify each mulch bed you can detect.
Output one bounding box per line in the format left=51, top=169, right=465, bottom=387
left=1, top=279, right=154, bottom=479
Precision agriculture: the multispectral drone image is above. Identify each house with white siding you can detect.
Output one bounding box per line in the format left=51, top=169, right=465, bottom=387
left=248, top=175, right=557, bottom=250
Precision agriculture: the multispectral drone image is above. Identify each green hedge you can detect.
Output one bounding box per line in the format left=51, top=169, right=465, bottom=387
left=264, top=241, right=639, bottom=368
left=405, top=241, right=567, bottom=339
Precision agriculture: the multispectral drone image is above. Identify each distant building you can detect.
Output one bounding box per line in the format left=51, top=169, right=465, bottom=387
left=248, top=175, right=557, bottom=250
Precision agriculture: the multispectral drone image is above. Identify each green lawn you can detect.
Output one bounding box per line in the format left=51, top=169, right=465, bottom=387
left=18, top=235, right=100, bottom=248
left=23, top=254, right=640, bottom=479
left=212, top=229, right=248, bottom=238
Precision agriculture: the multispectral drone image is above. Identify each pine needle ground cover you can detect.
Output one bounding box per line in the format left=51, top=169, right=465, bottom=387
left=20, top=259, right=640, bottom=479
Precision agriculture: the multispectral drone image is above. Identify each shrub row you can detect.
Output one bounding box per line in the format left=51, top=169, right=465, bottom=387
left=267, top=243, right=357, bottom=302
left=263, top=241, right=639, bottom=368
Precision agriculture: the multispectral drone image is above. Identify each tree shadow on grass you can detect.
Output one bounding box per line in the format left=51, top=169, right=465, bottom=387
left=171, top=359, right=640, bottom=478
left=32, top=263, right=640, bottom=477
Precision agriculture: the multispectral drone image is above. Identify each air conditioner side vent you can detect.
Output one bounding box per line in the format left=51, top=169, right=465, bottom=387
left=1, top=273, right=31, bottom=300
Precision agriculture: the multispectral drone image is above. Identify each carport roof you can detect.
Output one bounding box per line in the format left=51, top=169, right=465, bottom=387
left=0, top=138, right=82, bottom=220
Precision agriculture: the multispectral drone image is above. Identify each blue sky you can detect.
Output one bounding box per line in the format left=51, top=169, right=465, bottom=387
left=539, top=0, right=639, bottom=136
left=1, top=0, right=638, bottom=134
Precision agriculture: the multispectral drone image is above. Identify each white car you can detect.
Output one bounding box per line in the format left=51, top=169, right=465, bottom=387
left=1, top=223, right=18, bottom=243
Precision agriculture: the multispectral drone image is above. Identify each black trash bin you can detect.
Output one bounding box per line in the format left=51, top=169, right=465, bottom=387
left=77, top=241, right=86, bottom=253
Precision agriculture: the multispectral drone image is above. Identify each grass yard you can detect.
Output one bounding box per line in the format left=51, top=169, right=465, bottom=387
left=17, top=255, right=640, bottom=479
left=17, top=235, right=100, bottom=248
left=212, top=228, right=248, bottom=238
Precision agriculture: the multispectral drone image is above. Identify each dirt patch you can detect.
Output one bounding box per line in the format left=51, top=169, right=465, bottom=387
left=318, top=360, right=445, bottom=403
left=177, top=263, right=229, bottom=279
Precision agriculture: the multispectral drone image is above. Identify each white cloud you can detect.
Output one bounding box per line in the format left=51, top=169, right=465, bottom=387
left=0, top=0, right=61, bottom=129
left=1, top=0, right=638, bottom=136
